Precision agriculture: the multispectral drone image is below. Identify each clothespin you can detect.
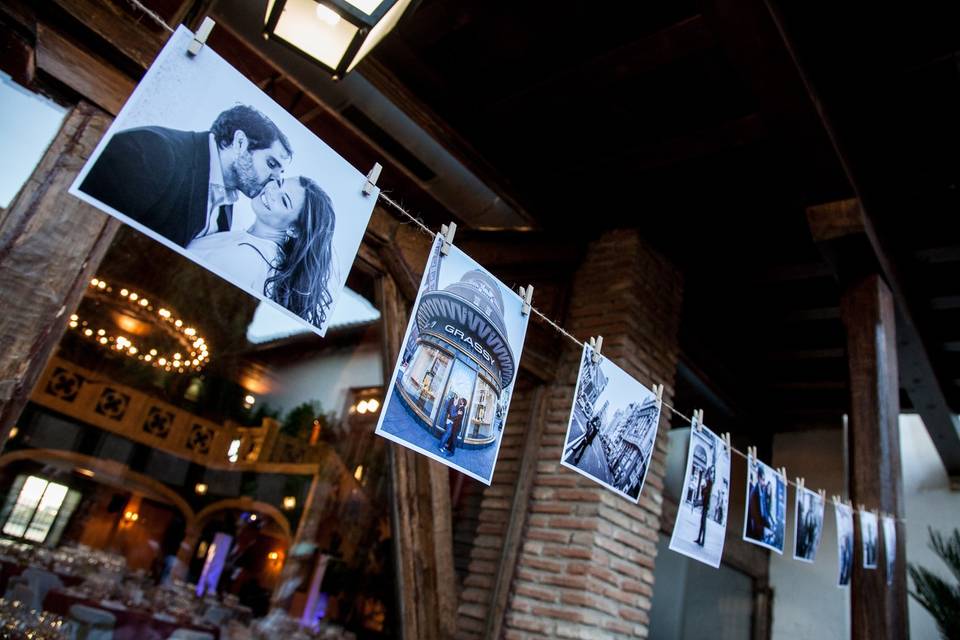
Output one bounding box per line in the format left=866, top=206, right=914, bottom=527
left=692, top=409, right=704, bottom=432
left=654, top=384, right=664, bottom=406
left=797, top=477, right=805, bottom=492
left=362, top=162, right=382, bottom=196
left=589, top=336, right=604, bottom=364
left=439, top=222, right=457, bottom=256
left=519, top=285, right=534, bottom=316
left=747, top=445, right=757, bottom=460
left=188, top=17, right=216, bottom=56
left=722, top=432, right=732, bottom=454
left=858, top=503, right=866, bottom=514
left=818, top=488, right=826, bottom=502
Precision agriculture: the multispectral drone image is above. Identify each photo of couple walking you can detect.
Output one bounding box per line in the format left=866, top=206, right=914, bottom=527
left=70, top=26, right=375, bottom=337
left=437, top=393, right=467, bottom=457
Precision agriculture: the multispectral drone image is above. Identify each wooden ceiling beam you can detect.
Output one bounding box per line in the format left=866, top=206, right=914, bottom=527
left=489, top=14, right=716, bottom=114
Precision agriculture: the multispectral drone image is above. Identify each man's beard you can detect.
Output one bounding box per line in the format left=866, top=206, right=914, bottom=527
left=233, top=151, right=264, bottom=198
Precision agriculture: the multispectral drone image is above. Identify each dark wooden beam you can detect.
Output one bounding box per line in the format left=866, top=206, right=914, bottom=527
left=35, top=23, right=135, bottom=115
left=840, top=274, right=908, bottom=640
left=566, top=112, right=766, bottom=178
left=483, top=384, right=549, bottom=640
left=50, top=0, right=168, bottom=69
left=0, top=103, right=120, bottom=445
left=377, top=274, right=457, bottom=640
left=808, top=199, right=960, bottom=476
left=489, top=15, right=716, bottom=114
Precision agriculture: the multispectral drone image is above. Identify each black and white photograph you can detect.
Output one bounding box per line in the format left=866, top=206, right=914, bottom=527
left=742, top=456, right=787, bottom=554
left=860, top=510, right=879, bottom=569
left=69, top=26, right=377, bottom=337
left=793, top=486, right=825, bottom=563
left=668, top=420, right=731, bottom=567
left=374, top=236, right=529, bottom=485
left=560, top=344, right=662, bottom=503
left=836, top=502, right=855, bottom=587
left=882, top=515, right=896, bottom=585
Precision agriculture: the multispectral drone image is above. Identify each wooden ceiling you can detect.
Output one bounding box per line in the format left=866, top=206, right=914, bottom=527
left=5, top=0, right=959, bottom=468
left=362, top=0, right=960, bottom=456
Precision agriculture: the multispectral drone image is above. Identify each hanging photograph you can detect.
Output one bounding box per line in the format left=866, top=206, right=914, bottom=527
left=69, top=26, right=377, bottom=338
left=742, top=456, right=787, bottom=554
left=835, top=502, right=854, bottom=587
left=860, top=510, right=879, bottom=569
left=560, top=344, right=662, bottom=503
left=668, top=420, right=731, bottom=567
left=793, top=486, right=825, bottom=563
left=882, top=515, right=896, bottom=585
left=374, top=236, right=529, bottom=485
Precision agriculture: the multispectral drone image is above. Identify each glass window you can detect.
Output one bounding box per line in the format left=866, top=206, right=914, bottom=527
left=2, top=475, right=69, bottom=543
left=0, top=73, right=67, bottom=208
left=1, top=225, right=397, bottom=636
left=466, top=376, right=496, bottom=441
left=401, top=345, right=452, bottom=421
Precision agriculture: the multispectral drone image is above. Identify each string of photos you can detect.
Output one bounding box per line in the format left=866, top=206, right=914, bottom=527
left=74, top=11, right=901, bottom=588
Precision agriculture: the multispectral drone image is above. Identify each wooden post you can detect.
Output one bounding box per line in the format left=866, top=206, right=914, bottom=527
left=377, top=274, right=456, bottom=640
left=0, top=102, right=119, bottom=445
left=840, top=274, right=907, bottom=639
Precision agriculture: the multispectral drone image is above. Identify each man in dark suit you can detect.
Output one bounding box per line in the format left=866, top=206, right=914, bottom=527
left=79, top=105, right=292, bottom=247
left=746, top=465, right=772, bottom=540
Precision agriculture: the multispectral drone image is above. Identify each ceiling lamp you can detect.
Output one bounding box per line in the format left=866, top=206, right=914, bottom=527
left=264, top=0, right=414, bottom=79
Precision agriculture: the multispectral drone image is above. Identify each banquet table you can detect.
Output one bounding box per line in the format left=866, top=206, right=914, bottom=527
left=44, top=589, right=220, bottom=640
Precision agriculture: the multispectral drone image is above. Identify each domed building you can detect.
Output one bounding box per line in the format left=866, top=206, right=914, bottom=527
left=395, top=269, right=515, bottom=450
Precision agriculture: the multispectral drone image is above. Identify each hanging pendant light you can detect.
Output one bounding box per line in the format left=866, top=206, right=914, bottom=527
left=264, top=0, right=414, bottom=79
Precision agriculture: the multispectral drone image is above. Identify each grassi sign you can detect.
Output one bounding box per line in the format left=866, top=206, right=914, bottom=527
left=414, top=272, right=516, bottom=391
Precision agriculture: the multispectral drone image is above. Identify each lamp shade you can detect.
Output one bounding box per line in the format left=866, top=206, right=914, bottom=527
left=264, top=0, right=413, bottom=79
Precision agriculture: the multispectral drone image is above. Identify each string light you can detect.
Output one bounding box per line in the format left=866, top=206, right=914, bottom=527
left=69, top=277, right=212, bottom=374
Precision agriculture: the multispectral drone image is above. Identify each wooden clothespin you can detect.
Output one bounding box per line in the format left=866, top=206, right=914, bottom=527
left=188, top=17, right=216, bottom=56
left=818, top=488, right=826, bottom=502
left=439, top=222, right=457, bottom=256
left=747, top=445, right=757, bottom=460
left=778, top=467, right=788, bottom=483
left=589, top=336, right=604, bottom=364
left=519, top=285, right=534, bottom=316
left=858, top=503, right=866, bottom=514
left=797, top=477, right=805, bottom=492
left=722, top=432, right=732, bottom=454
left=362, top=162, right=382, bottom=196
left=693, top=409, right=705, bottom=431
left=654, top=384, right=664, bottom=406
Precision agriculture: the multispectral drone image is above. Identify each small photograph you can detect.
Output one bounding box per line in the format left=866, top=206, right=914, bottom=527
left=742, top=456, right=787, bottom=554
left=860, top=510, right=879, bottom=569
left=375, top=236, right=529, bottom=485
left=835, top=502, right=855, bottom=587
left=668, top=421, right=731, bottom=567
left=882, top=515, right=897, bottom=585
left=560, top=344, right=662, bottom=503
left=70, top=26, right=377, bottom=338
left=793, top=487, right=825, bottom=563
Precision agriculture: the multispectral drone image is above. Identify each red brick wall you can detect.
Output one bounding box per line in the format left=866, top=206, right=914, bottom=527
left=455, top=230, right=683, bottom=639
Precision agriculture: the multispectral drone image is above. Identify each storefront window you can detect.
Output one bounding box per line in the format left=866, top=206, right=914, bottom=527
left=401, top=345, right=452, bottom=422
left=466, top=376, right=497, bottom=443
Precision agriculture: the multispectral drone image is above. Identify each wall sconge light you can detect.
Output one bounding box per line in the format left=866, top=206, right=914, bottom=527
left=264, top=0, right=415, bottom=79
left=283, top=496, right=297, bottom=510
left=354, top=464, right=364, bottom=482
left=195, top=483, right=208, bottom=496
left=243, top=394, right=256, bottom=410
left=268, top=551, right=280, bottom=561
left=122, top=510, right=140, bottom=524
left=249, top=513, right=258, bottom=522
left=7, top=426, right=18, bottom=439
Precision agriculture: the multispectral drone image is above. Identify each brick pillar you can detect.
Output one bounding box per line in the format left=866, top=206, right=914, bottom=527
left=511, top=230, right=681, bottom=638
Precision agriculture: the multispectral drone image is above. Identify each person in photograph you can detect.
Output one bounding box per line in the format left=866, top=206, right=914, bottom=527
left=187, top=176, right=337, bottom=328
left=839, top=533, right=853, bottom=585
left=569, top=413, right=601, bottom=465
left=695, top=466, right=715, bottom=546
left=746, top=465, right=772, bottom=540
left=80, top=105, right=293, bottom=247
left=438, top=393, right=465, bottom=456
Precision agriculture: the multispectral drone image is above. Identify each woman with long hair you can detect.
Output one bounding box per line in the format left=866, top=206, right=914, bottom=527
left=187, top=176, right=336, bottom=329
